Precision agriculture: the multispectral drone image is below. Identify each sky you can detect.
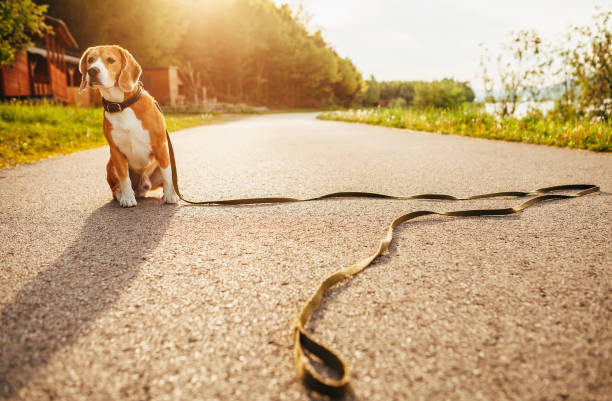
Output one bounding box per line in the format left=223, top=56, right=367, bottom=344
left=273, top=0, right=611, bottom=93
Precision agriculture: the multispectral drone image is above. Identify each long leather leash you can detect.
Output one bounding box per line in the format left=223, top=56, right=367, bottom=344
left=164, top=129, right=600, bottom=398
left=291, top=183, right=599, bottom=398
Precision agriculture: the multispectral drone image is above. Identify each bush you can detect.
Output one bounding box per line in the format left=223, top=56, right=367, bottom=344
left=318, top=105, right=611, bottom=152
left=412, top=79, right=475, bottom=109
left=362, top=78, right=474, bottom=109
left=388, top=97, right=407, bottom=108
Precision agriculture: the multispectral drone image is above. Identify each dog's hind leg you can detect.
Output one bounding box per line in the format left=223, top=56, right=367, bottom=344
left=148, top=166, right=163, bottom=192
left=136, top=174, right=151, bottom=198
left=135, top=163, right=161, bottom=198
left=130, top=169, right=147, bottom=198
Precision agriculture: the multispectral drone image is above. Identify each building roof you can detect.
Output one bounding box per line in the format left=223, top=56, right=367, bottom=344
left=27, top=46, right=81, bottom=64
left=45, top=15, right=78, bottom=49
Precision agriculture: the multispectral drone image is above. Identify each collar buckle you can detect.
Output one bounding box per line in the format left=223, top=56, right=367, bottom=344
left=106, top=102, right=122, bottom=113
left=103, top=83, right=143, bottom=113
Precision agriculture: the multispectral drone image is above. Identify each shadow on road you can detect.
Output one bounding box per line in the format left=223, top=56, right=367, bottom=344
left=0, top=199, right=176, bottom=398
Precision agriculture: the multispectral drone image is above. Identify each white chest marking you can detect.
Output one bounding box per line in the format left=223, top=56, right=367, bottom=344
left=106, top=108, right=153, bottom=170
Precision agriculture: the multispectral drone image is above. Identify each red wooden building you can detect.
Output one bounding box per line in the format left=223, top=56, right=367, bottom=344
left=141, top=66, right=187, bottom=106
left=0, top=16, right=79, bottom=103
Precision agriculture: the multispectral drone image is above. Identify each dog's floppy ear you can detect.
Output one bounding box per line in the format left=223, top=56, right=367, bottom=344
left=78, top=47, right=93, bottom=94
left=118, top=47, right=142, bottom=92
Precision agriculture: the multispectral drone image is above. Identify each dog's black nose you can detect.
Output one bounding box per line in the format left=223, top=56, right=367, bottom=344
left=87, top=66, right=100, bottom=77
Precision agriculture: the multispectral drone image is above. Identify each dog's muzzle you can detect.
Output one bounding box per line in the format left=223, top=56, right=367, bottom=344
left=87, top=66, right=100, bottom=78
left=87, top=67, right=101, bottom=86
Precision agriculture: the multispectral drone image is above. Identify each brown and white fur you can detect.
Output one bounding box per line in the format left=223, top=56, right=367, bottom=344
left=79, top=45, right=179, bottom=207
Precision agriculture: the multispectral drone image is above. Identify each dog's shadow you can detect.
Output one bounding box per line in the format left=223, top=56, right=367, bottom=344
left=0, top=198, right=176, bottom=398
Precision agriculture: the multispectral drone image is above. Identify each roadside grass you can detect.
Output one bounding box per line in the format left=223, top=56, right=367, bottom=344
left=0, top=100, right=217, bottom=169
left=319, top=105, right=612, bottom=152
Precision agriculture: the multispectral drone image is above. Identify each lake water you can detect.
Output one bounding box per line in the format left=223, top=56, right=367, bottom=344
left=484, top=101, right=555, bottom=118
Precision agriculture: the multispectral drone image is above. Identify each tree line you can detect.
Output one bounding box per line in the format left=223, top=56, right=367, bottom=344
left=5, top=0, right=478, bottom=109
left=33, top=0, right=363, bottom=108
left=363, top=77, right=475, bottom=108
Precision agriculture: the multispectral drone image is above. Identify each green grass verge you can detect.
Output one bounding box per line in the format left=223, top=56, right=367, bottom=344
left=0, top=100, right=218, bottom=169
left=319, top=106, right=611, bottom=152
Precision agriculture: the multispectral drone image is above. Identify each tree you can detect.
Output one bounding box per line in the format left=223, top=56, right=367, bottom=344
left=180, top=60, right=204, bottom=103
left=481, top=5, right=611, bottom=120
left=412, top=79, right=474, bottom=109
left=363, top=75, right=381, bottom=106
left=175, top=0, right=362, bottom=107
left=334, top=56, right=363, bottom=107
left=480, top=30, right=551, bottom=117
left=379, top=81, right=415, bottom=104
left=367, top=79, right=473, bottom=109
left=38, top=0, right=363, bottom=108
left=566, top=8, right=612, bottom=119
left=0, top=0, right=48, bottom=66
left=40, top=0, right=187, bottom=67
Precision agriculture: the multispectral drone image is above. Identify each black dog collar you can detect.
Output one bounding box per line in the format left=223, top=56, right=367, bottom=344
left=102, top=83, right=143, bottom=113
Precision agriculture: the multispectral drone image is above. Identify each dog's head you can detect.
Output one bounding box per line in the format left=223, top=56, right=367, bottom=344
left=79, top=45, right=142, bottom=94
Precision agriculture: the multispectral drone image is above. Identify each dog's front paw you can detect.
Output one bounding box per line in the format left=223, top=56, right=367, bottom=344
left=119, top=192, right=137, bottom=207
left=162, top=190, right=180, bottom=204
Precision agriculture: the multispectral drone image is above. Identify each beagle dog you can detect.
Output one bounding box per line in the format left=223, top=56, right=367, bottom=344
left=79, top=45, right=179, bottom=207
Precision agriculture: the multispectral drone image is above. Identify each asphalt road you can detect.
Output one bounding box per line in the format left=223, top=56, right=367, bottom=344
left=1, top=113, right=611, bottom=401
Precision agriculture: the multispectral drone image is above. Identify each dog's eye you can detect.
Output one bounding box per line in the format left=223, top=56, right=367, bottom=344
left=107, top=58, right=115, bottom=64
left=87, top=57, right=94, bottom=63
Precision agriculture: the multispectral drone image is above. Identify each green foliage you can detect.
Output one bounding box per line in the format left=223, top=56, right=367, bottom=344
left=0, top=100, right=105, bottom=168
left=164, top=113, right=216, bottom=131
left=480, top=30, right=550, bottom=117
left=334, top=56, right=363, bottom=107
left=0, top=101, right=216, bottom=168
left=412, top=79, right=475, bottom=109
left=0, top=0, right=48, bottom=66
left=170, top=0, right=362, bottom=107
left=41, top=0, right=362, bottom=108
left=363, top=78, right=474, bottom=108
left=40, top=0, right=187, bottom=67
left=379, top=81, right=415, bottom=105
left=363, top=75, right=381, bottom=106
left=319, top=106, right=611, bottom=152
left=566, top=9, right=612, bottom=119
left=482, top=6, right=612, bottom=120
left=388, top=97, right=407, bottom=108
